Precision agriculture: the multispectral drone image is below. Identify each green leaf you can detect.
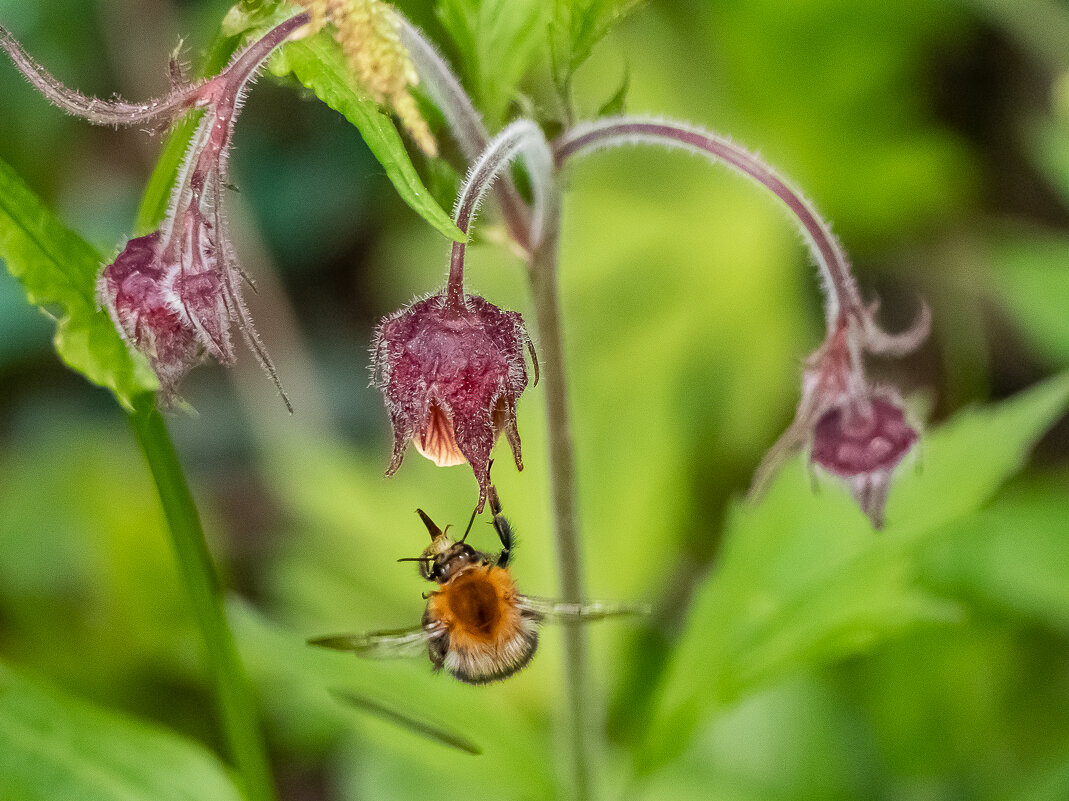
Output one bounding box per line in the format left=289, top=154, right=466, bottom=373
left=436, top=0, right=548, bottom=127
left=550, top=0, right=645, bottom=83
left=269, top=34, right=463, bottom=242
left=595, top=65, right=630, bottom=117
left=222, top=5, right=463, bottom=242
left=987, top=233, right=1069, bottom=368
left=637, top=373, right=1069, bottom=774
left=135, top=115, right=200, bottom=235
left=0, top=156, right=157, bottom=408
left=231, top=602, right=558, bottom=801
left=0, top=662, right=243, bottom=801
left=918, top=479, right=1069, bottom=631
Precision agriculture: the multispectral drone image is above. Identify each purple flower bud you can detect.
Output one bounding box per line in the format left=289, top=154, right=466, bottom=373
left=751, top=309, right=927, bottom=529
left=99, top=233, right=201, bottom=398
left=810, top=396, right=917, bottom=478
left=810, top=395, right=918, bottom=528
left=372, top=292, right=536, bottom=511
left=3, top=14, right=310, bottom=409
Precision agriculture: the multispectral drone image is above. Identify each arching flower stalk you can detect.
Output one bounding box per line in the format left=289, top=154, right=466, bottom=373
left=0, top=13, right=311, bottom=409
left=554, top=117, right=930, bottom=527
left=371, top=120, right=552, bottom=510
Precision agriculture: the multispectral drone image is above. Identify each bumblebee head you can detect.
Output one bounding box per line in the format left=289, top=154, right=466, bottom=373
left=401, top=508, right=484, bottom=583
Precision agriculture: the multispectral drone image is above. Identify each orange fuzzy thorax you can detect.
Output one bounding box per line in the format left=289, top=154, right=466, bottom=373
left=428, top=565, right=519, bottom=648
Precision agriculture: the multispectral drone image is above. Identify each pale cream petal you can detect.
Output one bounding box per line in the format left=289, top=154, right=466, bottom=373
left=414, top=403, right=467, bottom=467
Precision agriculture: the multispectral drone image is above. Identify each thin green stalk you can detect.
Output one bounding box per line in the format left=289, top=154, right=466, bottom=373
left=528, top=203, right=593, bottom=801
left=129, top=395, right=276, bottom=801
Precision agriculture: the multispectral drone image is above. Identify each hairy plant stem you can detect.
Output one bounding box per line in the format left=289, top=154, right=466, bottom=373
left=398, top=16, right=533, bottom=250
left=393, top=25, right=593, bottom=787
left=527, top=201, right=592, bottom=801
left=554, top=117, right=865, bottom=334
left=129, top=395, right=276, bottom=801
left=439, top=108, right=592, bottom=795
left=446, top=119, right=552, bottom=307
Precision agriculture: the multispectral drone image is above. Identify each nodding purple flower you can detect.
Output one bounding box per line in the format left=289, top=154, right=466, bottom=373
left=372, top=292, right=537, bottom=512
left=1, top=13, right=311, bottom=408
left=751, top=306, right=929, bottom=529
left=551, top=117, right=931, bottom=528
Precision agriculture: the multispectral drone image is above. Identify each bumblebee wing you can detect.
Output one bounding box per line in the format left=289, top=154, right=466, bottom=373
left=308, top=624, right=439, bottom=658
left=516, top=596, right=651, bottom=622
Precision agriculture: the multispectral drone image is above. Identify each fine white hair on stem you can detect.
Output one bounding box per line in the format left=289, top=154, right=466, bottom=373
left=0, top=12, right=307, bottom=131
left=453, top=119, right=553, bottom=243
left=398, top=14, right=536, bottom=252
left=446, top=119, right=554, bottom=306
left=397, top=17, right=488, bottom=162
left=0, top=24, right=201, bottom=127
left=554, top=116, right=865, bottom=330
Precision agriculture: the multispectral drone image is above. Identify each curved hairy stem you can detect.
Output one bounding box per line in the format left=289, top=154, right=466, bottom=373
left=397, top=16, right=534, bottom=250
left=0, top=13, right=308, bottom=130
left=446, top=119, right=553, bottom=308
left=129, top=396, right=276, bottom=801
left=0, top=24, right=203, bottom=127
left=554, top=116, right=866, bottom=333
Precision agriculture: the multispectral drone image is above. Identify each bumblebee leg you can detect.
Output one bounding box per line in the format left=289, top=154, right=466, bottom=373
left=427, top=631, right=449, bottom=672
left=487, top=486, right=514, bottom=567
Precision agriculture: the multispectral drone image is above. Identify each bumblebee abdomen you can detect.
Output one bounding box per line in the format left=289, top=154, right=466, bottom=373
left=445, top=620, right=538, bottom=685
left=428, top=566, right=540, bottom=684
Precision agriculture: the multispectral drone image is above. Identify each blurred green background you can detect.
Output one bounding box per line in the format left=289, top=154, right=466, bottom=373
left=1, top=0, right=1068, bottom=799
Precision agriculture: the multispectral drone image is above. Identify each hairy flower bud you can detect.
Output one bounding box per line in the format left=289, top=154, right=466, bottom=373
left=810, top=396, right=917, bottom=478
left=750, top=305, right=928, bottom=528
left=0, top=15, right=310, bottom=408
left=99, top=233, right=201, bottom=396
left=810, top=394, right=918, bottom=528
left=372, top=292, right=536, bottom=510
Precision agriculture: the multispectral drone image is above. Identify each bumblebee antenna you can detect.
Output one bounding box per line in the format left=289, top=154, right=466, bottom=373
left=459, top=505, right=478, bottom=544
left=397, top=556, right=434, bottom=563
left=416, top=508, right=445, bottom=540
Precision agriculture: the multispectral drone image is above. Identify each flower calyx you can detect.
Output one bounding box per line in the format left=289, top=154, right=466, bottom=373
left=372, top=292, right=537, bottom=511
left=750, top=301, right=930, bottom=528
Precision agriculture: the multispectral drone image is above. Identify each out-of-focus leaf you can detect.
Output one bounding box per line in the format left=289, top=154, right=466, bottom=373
left=0, top=156, right=157, bottom=408
left=436, top=0, right=548, bottom=127
left=988, top=233, right=1069, bottom=367
left=1033, top=116, right=1069, bottom=207
left=1009, top=754, right=1069, bottom=801
left=641, top=676, right=873, bottom=801
left=0, top=662, right=243, bottom=801
left=231, top=603, right=557, bottom=801
left=637, top=373, right=1069, bottom=774
left=919, top=479, right=1069, bottom=631
left=675, top=2, right=974, bottom=242
left=550, top=0, right=644, bottom=84
left=843, top=590, right=1069, bottom=797
left=221, top=5, right=463, bottom=243
left=595, top=65, right=630, bottom=117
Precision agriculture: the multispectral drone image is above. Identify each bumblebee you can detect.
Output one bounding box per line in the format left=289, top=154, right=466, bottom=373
left=310, top=486, right=646, bottom=684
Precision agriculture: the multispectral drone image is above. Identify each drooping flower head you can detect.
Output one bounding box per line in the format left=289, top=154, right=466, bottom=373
left=1, top=13, right=310, bottom=407
left=372, top=292, right=536, bottom=511
left=370, top=120, right=549, bottom=508
left=750, top=305, right=929, bottom=528
left=549, top=117, right=931, bottom=527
